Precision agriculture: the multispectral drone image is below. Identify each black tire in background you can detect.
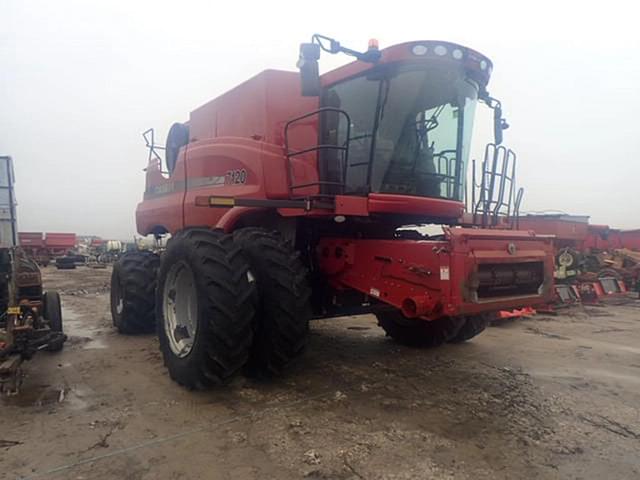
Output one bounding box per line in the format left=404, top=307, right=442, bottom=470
left=233, top=227, right=311, bottom=376
left=110, top=250, right=160, bottom=334
left=55, top=257, right=76, bottom=270
left=43, top=290, right=64, bottom=351
left=376, top=311, right=465, bottom=348
left=448, top=315, right=490, bottom=343
left=156, top=230, right=256, bottom=389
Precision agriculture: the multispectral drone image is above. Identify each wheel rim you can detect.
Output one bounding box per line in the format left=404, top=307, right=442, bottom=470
left=163, top=261, right=198, bottom=358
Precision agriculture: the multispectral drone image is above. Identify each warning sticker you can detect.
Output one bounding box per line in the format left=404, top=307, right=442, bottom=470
left=440, top=266, right=450, bottom=280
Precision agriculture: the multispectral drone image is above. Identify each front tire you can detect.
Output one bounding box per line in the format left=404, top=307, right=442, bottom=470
left=233, top=228, right=311, bottom=376
left=376, top=311, right=465, bottom=347
left=448, top=315, right=490, bottom=343
left=43, top=290, right=64, bottom=351
left=110, top=251, right=160, bottom=334
left=157, top=230, right=256, bottom=389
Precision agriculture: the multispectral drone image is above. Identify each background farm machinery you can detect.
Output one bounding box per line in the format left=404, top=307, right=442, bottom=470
left=18, top=232, right=76, bottom=267
left=517, top=215, right=640, bottom=304
left=0, top=156, right=66, bottom=395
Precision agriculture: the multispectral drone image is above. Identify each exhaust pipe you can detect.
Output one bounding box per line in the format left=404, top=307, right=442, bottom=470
left=401, top=296, right=433, bottom=318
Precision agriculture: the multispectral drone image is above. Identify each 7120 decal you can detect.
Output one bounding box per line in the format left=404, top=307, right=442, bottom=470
left=225, top=168, right=247, bottom=185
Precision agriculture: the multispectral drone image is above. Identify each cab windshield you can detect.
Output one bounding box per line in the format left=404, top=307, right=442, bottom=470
left=320, top=63, right=478, bottom=201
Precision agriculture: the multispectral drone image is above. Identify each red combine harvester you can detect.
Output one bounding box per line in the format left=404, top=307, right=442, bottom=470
left=111, top=36, right=554, bottom=389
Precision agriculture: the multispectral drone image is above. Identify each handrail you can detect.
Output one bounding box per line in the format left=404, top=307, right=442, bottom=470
left=471, top=143, right=521, bottom=228
left=284, top=108, right=352, bottom=196
left=143, top=128, right=165, bottom=166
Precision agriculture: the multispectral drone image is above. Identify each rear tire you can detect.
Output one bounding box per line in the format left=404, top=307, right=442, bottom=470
left=448, top=315, right=490, bottom=343
left=157, top=229, right=255, bottom=389
left=233, top=227, right=311, bottom=376
left=376, top=311, right=465, bottom=347
left=43, top=290, right=64, bottom=351
left=111, top=251, right=160, bottom=334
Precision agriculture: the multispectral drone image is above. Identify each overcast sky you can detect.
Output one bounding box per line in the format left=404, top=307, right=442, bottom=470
left=1, top=1, right=639, bottom=240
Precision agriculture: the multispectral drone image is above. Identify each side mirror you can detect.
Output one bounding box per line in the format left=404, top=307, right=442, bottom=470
left=297, top=43, right=321, bottom=96
left=493, top=106, right=509, bottom=145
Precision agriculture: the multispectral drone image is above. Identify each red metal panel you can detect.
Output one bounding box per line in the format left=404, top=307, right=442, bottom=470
left=188, top=70, right=317, bottom=148
left=136, top=151, right=187, bottom=236
left=334, top=196, right=369, bottom=216
left=619, top=230, right=640, bottom=250
left=583, top=224, right=613, bottom=250
left=18, top=232, right=44, bottom=247
left=44, top=233, right=76, bottom=248
left=516, top=217, right=589, bottom=244
left=318, top=228, right=554, bottom=320
left=368, top=194, right=464, bottom=218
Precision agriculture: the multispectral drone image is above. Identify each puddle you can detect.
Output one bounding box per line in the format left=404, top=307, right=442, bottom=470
left=1, top=384, right=90, bottom=409
left=62, top=307, right=108, bottom=350
left=530, top=368, right=640, bottom=386
left=2, top=384, right=64, bottom=407
left=65, top=386, right=90, bottom=410
left=570, top=337, right=640, bottom=355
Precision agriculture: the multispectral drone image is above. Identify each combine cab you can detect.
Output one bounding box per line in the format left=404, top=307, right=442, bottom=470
left=112, top=36, right=554, bottom=389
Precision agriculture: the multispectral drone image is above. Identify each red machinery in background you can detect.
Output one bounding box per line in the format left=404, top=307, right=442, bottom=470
left=618, top=230, right=640, bottom=250
left=18, top=232, right=76, bottom=266
left=44, top=233, right=76, bottom=256
left=517, top=214, right=640, bottom=303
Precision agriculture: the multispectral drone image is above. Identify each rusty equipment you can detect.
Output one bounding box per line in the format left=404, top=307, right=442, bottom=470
left=0, top=156, right=66, bottom=395
left=517, top=214, right=640, bottom=303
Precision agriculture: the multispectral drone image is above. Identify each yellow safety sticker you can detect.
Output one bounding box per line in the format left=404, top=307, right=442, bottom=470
left=209, top=197, right=235, bottom=206
left=7, top=306, right=21, bottom=315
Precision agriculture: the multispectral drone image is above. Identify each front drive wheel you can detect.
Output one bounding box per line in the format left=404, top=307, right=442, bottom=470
left=157, top=230, right=256, bottom=389
left=233, top=228, right=311, bottom=376
left=448, top=315, right=490, bottom=343
left=110, top=251, right=160, bottom=334
left=43, top=290, right=64, bottom=352
left=376, top=311, right=465, bottom=348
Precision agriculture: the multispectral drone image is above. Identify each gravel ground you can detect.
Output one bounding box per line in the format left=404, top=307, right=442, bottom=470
left=1, top=266, right=640, bottom=479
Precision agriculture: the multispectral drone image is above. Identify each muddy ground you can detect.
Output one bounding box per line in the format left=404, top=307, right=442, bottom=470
left=2, top=267, right=640, bottom=479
